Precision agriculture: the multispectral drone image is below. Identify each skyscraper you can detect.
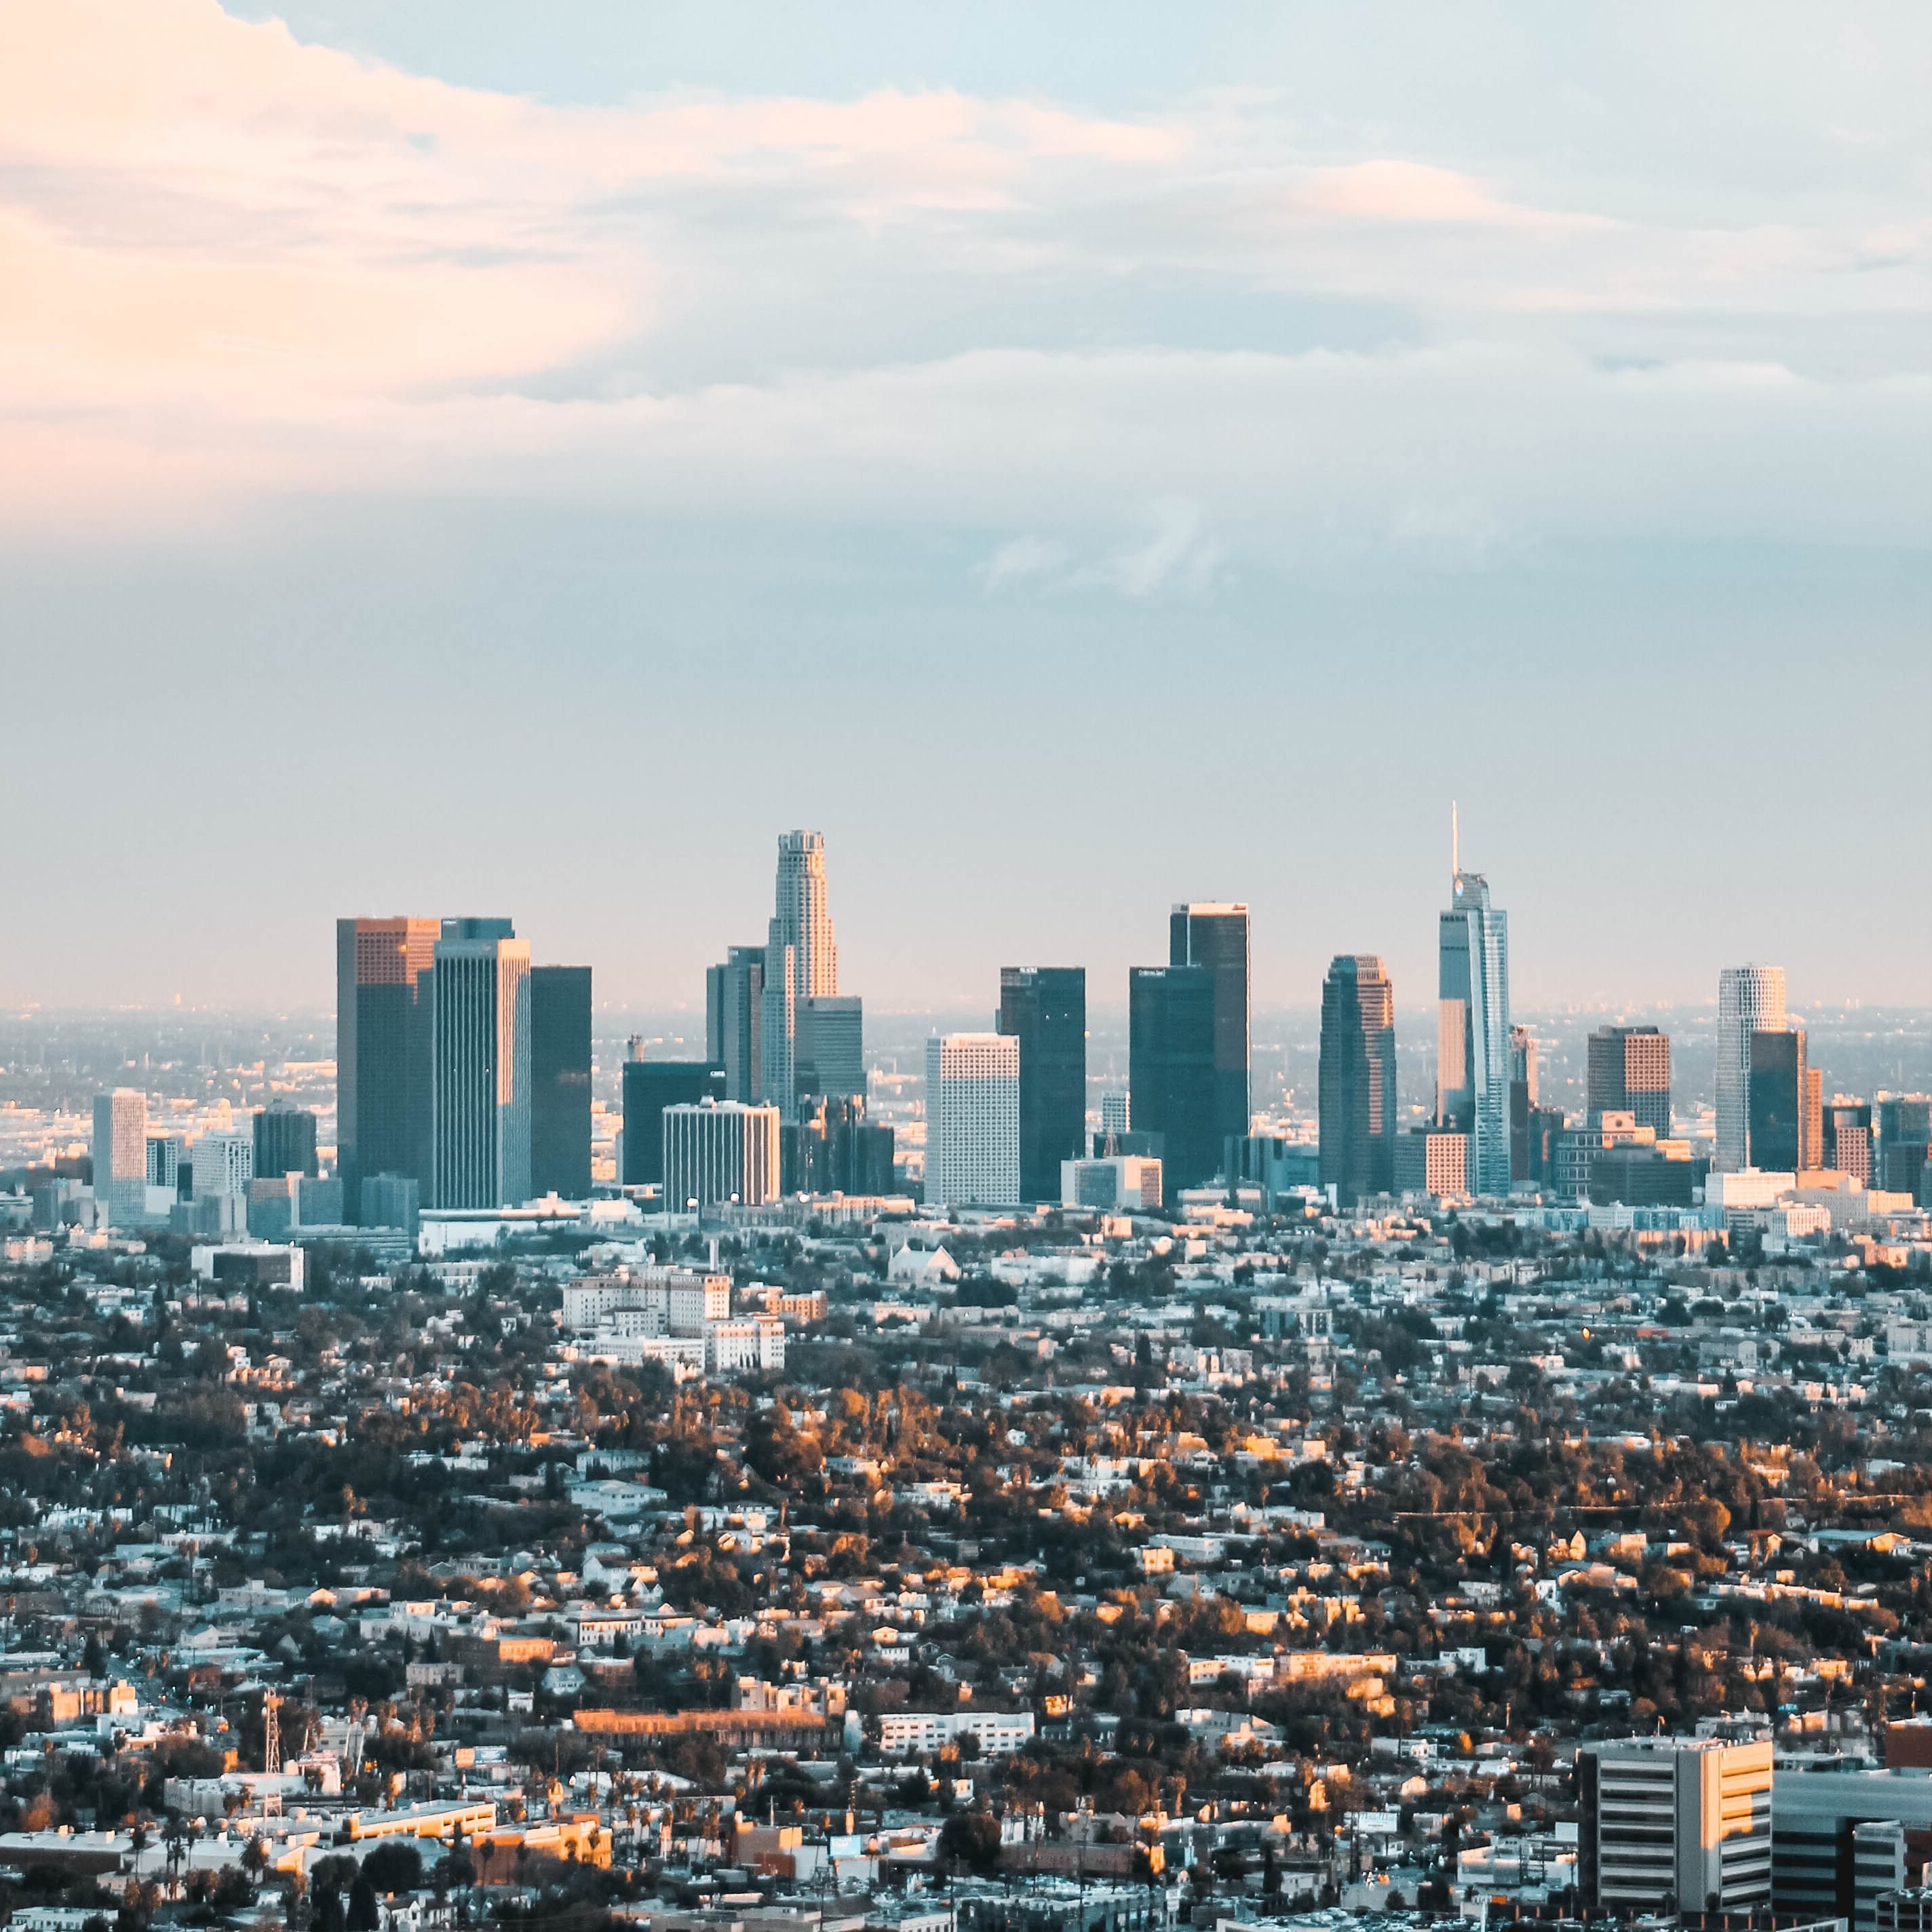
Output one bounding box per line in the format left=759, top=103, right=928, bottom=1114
left=803, top=995, right=865, bottom=1100
left=621, top=1057, right=725, bottom=1188
left=1509, top=1025, right=1538, bottom=1184
left=705, top=944, right=766, bottom=1102
left=530, top=965, right=592, bottom=1199
left=91, top=1089, right=147, bottom=1226
left=1170, top=904, right=1251, bottom=1150
left=997, top=966, right=1087, bottom=1205
left=1318, top=955, right=1397, bottom=1209
left=336, top=916, right=439, bottom=1224
left=253, top=1106, right=318, bottom=1180
left=1748, top=1026, right=1808, bottom=1175
left=924, top=1034, right=1020, bottom=1208
left=760, top=830, right=845, bottom=1117
left=1587, top=1024, right=1672, bottom=1136
left=1716, top=965, right=1787, bottom=1172
left=430, top=919, right=531, bottom=1210
left=1437, top=815, right=1511, bottom=1195
left=1128, top=965, right=1218, bottom=1189
left=786, top=1095, right=895, bottom=1197
left=193, top=1128, right=254, bottom=1208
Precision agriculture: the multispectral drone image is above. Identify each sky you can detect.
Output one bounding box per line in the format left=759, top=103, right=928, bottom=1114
left=1, top=2, right=1928, bottom=1018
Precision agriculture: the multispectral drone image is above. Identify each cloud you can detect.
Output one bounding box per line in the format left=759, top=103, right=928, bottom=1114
left=980, top=501, right=1224, bottom=598
left=980, top=534, right=1073, bottom=590
left=0, top=0, right=1926, bottom=555
left=1290, top=159, right=1568, bottom=228
left=1385, top=496, right=1518, bottom=569
left=1067, top=499, right=1225, bottom=597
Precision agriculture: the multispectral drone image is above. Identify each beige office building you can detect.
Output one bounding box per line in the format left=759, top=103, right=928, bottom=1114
left=1581, top=1736, right=1772, bottom=1912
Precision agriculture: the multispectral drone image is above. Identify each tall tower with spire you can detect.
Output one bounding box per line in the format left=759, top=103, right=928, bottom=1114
left=1437, top=808, right=1511, bottom=1195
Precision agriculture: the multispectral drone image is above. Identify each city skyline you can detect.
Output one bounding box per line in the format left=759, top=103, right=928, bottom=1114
left=7, top=809, right=1925, bottom=1018
left=3, top=9, right=1931, bottom=1913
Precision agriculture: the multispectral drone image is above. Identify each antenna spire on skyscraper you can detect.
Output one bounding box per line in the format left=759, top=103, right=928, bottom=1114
left=1452, top=800, right=1460, bottom=887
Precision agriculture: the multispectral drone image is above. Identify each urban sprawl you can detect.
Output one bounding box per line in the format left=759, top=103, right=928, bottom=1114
left=3, top=829, right=1932, bottom=1932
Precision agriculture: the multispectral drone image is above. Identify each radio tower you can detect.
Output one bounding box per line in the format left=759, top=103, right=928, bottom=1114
left=261, top=1690, right=283, bottom=1818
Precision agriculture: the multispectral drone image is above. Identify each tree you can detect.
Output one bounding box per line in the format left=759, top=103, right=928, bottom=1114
left=347, top=1874, right=381, bottom=1932
left=212, top=1868, right=256, bottom=1913
left=938, top=1809, right=1003, bottom=1876
left=360, top=1842, right=423, bottom=1895
left=432, top=1847, right=476, bottom=1896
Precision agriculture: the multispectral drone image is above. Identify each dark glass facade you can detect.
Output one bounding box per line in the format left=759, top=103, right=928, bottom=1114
left=997, top=966, right=1087, bottom=1205
left=621, top=1059, right=724, bottom=1187
left=1747, top=1027, right=1807, bottom=1172
left=335, top=916, right=438, bottom=1225
left=782, top=1095, right=895, bottom=1195
left=1169, top=905, right=1250, bottom=1151
left=530, top=965, right=593, bottom=1199
left=252, top=1106, right=318, bottom=1181
left=705, top=944, right=767, bottom=1102
left=1878, top=1096, right=1931, bottom=1196
left=1129, top=964, right=1218, bottom=1191
left=1588, top=1147, right=1695, bottom=1207
left=1508, top=1024, right=1537, bottom=1183
left=1317, top=955, right=1397, bottom=1209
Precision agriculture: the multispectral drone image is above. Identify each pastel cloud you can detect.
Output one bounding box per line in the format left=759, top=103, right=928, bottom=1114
left=0, top=0, right=1925, bottom=554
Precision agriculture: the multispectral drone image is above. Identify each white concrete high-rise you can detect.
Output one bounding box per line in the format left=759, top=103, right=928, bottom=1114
left=193, top=1129, right=254, bottom=1204
left=430, top=919, right=532, bottom=1209
left=1716, top=965, right=1787, bottom=1173
left=925, top=1034, right=1020, bottom=1208
left=663, top=1099, right=781, bottom=1209
left=92, top=1089, right=147, bottom=1226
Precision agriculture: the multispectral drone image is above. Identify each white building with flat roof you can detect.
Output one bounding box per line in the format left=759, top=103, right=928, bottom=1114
left=663, top=1100, right=780, bottom=1209
left=876, top=1709, right=1035, bottom=1756
left=924, top=1034, right=1018, bottom=1210
left=1705, top=1169, right=1796, bottom=1210
left=193, top=1129, right=254, bottom=1205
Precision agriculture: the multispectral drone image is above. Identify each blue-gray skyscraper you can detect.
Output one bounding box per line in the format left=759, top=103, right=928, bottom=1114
left=998, top=966, right=1087, bottom=1205
left=1319, top=955, right=1397, bottom=1209
left=530, top=965, right=592, bottom=1199
left=1437, top=811, right=1511, bottom=1195
left=430, top=918, right=531, bottom=1210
